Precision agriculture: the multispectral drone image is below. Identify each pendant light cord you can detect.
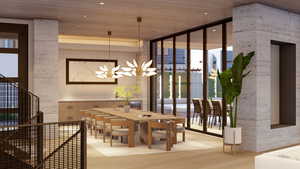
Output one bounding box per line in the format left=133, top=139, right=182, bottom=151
left=108, top=31, right=111, bottom=58
left=137, top=17, right=142, bottom=56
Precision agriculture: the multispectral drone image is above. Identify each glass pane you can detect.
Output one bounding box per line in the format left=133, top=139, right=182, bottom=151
left=207, top=25, right=223, bottom=135
left=176, top=35, right=187, bottom=118
left=0, top=82, right=19, bottom=126
left=0, top=53, right=18, bottom=77
left=190, top=30, right=204, bottom=131
left=0, top=32, right=18, bottom=48
left=155, top=42, right=162, bottom=113
left=226, top=22, right=234, bottom=126
left=163, top=38, right=173, bottom=115
left=227, top=23, right=233, bottom=69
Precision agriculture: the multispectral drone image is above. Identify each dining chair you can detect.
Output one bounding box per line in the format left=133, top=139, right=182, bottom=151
left=102, top=116, right=124, bottom=143
left=173, top=118, right=185, bottom=143
left=201, top=99, right=215, bottom=128
left=147, top=120, right=173, bottom=151
left=79, top=110, right=89, bottom=124
left=192, top=99, right=203, bottom=125
left=83, top=111, right=95, bottom=134
left=94, top=114, right=112, bottom=138
left=212, top=100, right=223, bottom=129
left=208, top=100, right=215, bottom=128
left=109, top=119, right=134, bottom=147
left=79, top=109, right=87, bottom=120
left=88, top=111, right=107, bottom=136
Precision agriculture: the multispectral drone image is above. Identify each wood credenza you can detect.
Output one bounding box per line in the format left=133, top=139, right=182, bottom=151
left=58, top=99, right=142, bottom=122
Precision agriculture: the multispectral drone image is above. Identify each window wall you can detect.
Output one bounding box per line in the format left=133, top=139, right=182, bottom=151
left=190, top=29, right=204, bottom=131
left=0, top=23, right=28, bottom=125
left=162, top=38, right=173, bottom=114
left=206, top=25, right=223, bottom=135
left=175, top=35, right=188, bottom=118
left=150, top=18, right=233, bottom=136
left=154, top=41, right=162, bottom=113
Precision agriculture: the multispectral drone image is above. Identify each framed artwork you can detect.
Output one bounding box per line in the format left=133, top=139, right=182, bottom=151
left=66, top=58, right=118, bottom=84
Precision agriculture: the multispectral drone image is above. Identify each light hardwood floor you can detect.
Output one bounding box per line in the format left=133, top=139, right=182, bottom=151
left=87, top=131, right=257, bottom=169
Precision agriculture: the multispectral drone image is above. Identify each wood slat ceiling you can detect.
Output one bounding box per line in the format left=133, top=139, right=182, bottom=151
left=0, top=0, right=232, bottom=39
left=0, top=0, right=298, bottom=40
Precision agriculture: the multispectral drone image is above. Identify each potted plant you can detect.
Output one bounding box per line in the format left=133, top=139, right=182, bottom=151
left=218, top=51, right=254, bottom=145
left=114, top=85, right=141, bottom=112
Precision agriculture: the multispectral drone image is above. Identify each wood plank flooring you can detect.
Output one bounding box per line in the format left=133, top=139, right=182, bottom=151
left=87, top=131, right=257, bottom=169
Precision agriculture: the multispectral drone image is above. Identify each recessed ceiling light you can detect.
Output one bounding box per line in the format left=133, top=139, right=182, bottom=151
left=212, top=29, right=217, bottom=32
left=97, top=1, right=104, bottom=5
left=83, top=15, right=88, bottom=18
left=204, top=12, right=208, bottom=15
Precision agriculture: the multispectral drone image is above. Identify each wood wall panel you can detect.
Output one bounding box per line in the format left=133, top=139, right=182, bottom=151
left=59, top=100, right=142, bottom=122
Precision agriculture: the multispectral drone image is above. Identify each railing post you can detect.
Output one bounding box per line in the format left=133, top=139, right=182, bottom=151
left=37, top=112, right=44, bottom=169
left=80, top=121, right=87, bottom=169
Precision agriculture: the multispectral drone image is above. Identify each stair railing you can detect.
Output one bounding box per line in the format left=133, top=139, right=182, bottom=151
left=0, top=74, right=87, bottom=169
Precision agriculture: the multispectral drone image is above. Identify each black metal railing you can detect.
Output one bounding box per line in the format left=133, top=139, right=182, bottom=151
left=0, top=112, right=43, bottom=169
left=0, top=74, right=87, bottom=169
left=0, top=118, right=86, bottom=169
left=0, top=74, right=40, bottom=127
left=35, top=120, right=86, bottom=169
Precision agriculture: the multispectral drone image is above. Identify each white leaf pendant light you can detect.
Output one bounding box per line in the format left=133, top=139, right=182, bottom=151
left=95, top=31, right=122, bottom=79
left=123, top=17, right=157, bottom=77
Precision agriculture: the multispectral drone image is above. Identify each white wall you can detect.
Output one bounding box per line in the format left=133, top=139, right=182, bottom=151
left=58, top=45, right=139, bottom=100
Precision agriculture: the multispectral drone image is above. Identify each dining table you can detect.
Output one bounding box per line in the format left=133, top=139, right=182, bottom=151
left=91, top=108, right=185, bottom=147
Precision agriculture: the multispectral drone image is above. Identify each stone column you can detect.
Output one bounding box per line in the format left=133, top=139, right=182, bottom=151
left=233, top=3, right=300, bottom=152
left=33, top=19, right=59, bottom=123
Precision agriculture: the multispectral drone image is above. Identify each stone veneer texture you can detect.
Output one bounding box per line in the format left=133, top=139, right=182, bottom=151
left=33, top=20, right=59, bottom=123
left=233, top=3, right=300, bottom=152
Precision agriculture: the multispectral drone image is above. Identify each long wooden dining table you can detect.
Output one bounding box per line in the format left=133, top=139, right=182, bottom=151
left=91, top=108, right=185, bottom=147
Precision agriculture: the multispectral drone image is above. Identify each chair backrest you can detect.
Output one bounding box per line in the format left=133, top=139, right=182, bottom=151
left=173, top=118, right=185, bottom=127
left=103, top=116, right=122, bottom=123
left=148, top=120, right=172, bottom=130
left=208, top=100, right=214, bottom=110
left=86, top=110, right=98, bottom=118
left=94, top=114, right=111, bottom=121
left=192, top=99, right=202, bottom=113
left=201, top=99, right=213, bottom=115
left=110, top=119, right=131, bottom=127
left=212, top=100, right=222, bottom=116
left=79, top=110, right=87, bottom=117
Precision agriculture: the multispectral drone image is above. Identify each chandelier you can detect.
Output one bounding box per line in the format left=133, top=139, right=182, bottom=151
left=95, top=17, right=157, bottom=79
left=95, top=31, right=123, bottom=79
left=122, top=17, right=157, bottom=77
left=124, top=59, right=157, bottom=77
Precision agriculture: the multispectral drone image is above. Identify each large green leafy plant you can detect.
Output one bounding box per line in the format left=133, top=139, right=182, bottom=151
left=218, top=51, right=255, bottom=128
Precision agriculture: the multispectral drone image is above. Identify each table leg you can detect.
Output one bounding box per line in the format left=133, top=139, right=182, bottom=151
left=128, top=121, right=135, bottom=147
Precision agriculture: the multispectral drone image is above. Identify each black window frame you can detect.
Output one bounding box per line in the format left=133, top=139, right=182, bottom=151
left=150, top=17, right=232, bottom=137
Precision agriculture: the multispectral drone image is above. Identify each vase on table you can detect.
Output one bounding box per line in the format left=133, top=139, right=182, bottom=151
left=124, top=105, right=130, bottom=113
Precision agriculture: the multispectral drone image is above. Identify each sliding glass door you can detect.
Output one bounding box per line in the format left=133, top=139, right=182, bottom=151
left=175, top=35, right=188, bottom=118
left=162, top=38, right=173, bottom=115
left=206, top=25, right=223, bottom=135
left=150, top=18, right=232, bottom=137
left=189, top=29, right=204, bottom=131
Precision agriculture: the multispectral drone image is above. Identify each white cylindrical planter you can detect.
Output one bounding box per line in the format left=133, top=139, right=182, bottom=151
left=124, top=105, right=130, bottom=113
left=224, top=127, right=242, bottom=145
